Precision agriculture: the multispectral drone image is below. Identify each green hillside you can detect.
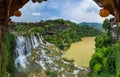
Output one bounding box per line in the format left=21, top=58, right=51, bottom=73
left=79, top=22, right=102, bottom=29
left=14, top=19, right=102, bottom=50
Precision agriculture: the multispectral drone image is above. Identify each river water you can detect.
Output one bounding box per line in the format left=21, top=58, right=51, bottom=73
left=64, top=37, right=95, bottom=67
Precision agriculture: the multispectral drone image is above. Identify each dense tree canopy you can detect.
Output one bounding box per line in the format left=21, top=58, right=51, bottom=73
left=102, top=19, right=111, bottom=31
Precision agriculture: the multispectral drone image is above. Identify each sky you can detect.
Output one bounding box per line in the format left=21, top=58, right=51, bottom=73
left=11, top=0, right=111, bottom=23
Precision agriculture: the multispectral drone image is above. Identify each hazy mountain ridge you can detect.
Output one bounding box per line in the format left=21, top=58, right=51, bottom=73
left=79, top=22, right=102, bottom=28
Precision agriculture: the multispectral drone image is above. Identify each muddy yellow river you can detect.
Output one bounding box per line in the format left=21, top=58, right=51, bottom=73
left=64, top=37, right=95, bottom=67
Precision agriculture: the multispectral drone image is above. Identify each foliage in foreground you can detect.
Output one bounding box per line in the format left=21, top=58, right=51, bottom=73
left=89, top=19, right=120, bottom=77
left=1, top=33, right=15, bottom=77
left=90, top=42, right=120, bottom=77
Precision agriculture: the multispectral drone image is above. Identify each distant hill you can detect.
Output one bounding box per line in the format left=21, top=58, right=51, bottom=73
left=79, top=22, right=102, bottom=29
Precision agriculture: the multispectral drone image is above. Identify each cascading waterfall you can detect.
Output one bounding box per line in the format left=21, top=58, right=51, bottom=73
left=38, top=33, right=44, bottom=45
left=14, top=34, right=44, bottom=68
left=14, top=33, right=88, bottom=76
left=15, top=36, right=27, bottom=68
left=25, top=37, right=31, bottom=55
left=30, top=35, right=39, bottom=48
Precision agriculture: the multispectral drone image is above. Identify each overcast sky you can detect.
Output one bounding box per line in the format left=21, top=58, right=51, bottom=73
left=11, top=0, right=111, bottom=23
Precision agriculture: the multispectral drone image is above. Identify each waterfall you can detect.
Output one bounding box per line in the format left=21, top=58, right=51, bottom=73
left=14, top=34, right=87, bottom=76
left=30, top=35, right=39, bottom=48
left=25, top=37, right=31, bottom=55
left=15, top=36, right=27, bottom=68
left=38, top=34, right=44, bottom=44
left=14, top=34, right=44, bottom=68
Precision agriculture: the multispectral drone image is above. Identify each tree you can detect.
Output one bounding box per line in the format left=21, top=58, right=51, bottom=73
left=102, top=19, right=111, bottom=31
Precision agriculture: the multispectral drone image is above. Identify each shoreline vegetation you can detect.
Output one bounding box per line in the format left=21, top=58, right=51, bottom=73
left=89, top=19, right=120, bottom=77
